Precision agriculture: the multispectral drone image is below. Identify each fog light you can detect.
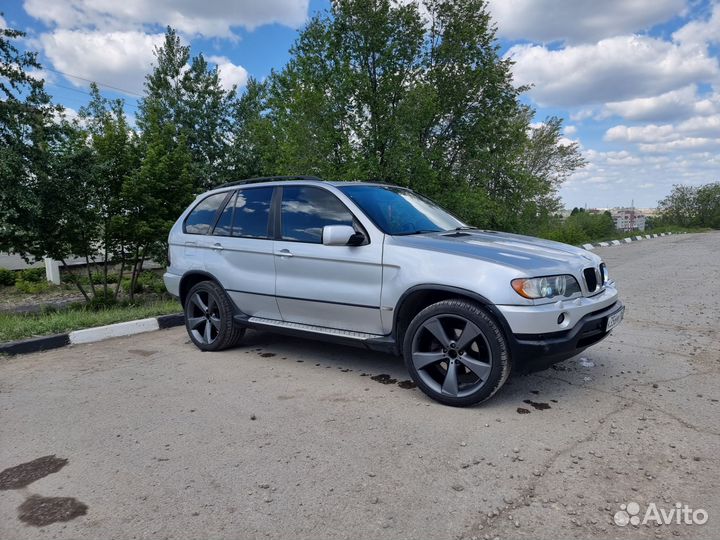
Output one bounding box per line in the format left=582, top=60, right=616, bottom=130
left=557, top=313, right=565, bottom=325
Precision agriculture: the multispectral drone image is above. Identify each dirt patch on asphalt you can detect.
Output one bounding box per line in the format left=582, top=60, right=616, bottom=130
left=0, top=455, right=68, bottom=490
left=18, top=495, right=88, bottom=526
left=523, top=399, right=551, bottom=411
left=371, top=374, right=397, bottom=385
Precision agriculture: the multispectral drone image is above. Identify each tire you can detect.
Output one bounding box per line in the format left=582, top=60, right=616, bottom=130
left=184, top=281, right=245, bottom=351
left=402, top=299, right=511, bottom=407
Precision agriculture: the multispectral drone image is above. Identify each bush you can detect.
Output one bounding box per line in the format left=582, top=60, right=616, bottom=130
left=120, top=277, right=141, bottom=294
left=0, top=268, right=16, bottom=286
left=137, top=271, right=166, bottom=294
left=90, top=272, right=119, bottom=284
left=19, top=267, right=46, bottom=283
left=15, top=279, right=50, bottom=294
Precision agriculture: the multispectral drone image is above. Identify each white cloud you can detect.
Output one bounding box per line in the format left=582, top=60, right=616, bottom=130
left=23, top=0, right=310, bottom=38
left=0, top=15, right=6, bottom=30
left=601, top=85, right=706, bottom=122
left=39, top=30, right=165, bottom=95
left=564, top=125, right=577, bottom=136
left=26, top=67, right=56, bottom=84
left=569, top=108, right=597, bottom=122
left=605, top=113, right=720, bottom=145
left=605, top=124, right=677, bottom=143
left=672, top=2, right=720, bottom=48
left=562, top=147, right=720, bottom=207
left=638, top=137, right=720, bottom=152
left=507, top=35, right=719, bottom=107
left=488, top=0, right=685, bottom=44
left=677, top=112, right=720, bottom=137
left=207, top=55, right=249, bottom=91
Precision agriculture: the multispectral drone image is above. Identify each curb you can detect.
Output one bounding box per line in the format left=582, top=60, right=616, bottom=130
left=581, top=231, right=679, bottom=251
left=0, top=313, right=184, bottom=356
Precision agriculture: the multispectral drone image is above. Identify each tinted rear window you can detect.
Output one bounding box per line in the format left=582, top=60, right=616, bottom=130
left=184, top=193, right=229, bottom=235
left=231, top=187, right=274, bottom=238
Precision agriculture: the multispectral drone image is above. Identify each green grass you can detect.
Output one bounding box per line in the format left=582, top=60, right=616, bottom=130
left=0, top=298, right=181, bottom=342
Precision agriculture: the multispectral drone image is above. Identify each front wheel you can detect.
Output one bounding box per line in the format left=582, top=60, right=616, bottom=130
left=184, top=281, right=245, bottom=351
left=403, top=299, right=511, bottom=407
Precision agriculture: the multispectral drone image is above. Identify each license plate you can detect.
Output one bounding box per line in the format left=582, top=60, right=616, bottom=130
left=606, top=306, right=624, bottom=331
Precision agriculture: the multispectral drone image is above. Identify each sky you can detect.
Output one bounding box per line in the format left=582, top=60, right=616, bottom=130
left=2, top=0, right=719, bottom=209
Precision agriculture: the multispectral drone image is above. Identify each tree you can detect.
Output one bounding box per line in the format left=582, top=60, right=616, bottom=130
left=696, top=182, right=720, bottom=228
left=139, top=27, right=235, bottom=189
left=0, top=21, right=104, bottom=301
left=255, top=0, right=584, bottom=231
left=658, top=184, right=699, bottom=227
left=517, top=117, right=586, bottom=223
left=226, top=77, right=268, bottom=179
left=79, top=84, right=139, bottom=300
left=122, top=104, right=194, bottom=300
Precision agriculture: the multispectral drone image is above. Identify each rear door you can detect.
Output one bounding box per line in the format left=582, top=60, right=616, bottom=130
left=182, top=192, right=233, bottom=271
left=210, top=186, right=280, bottom=319
left=273, top=185, right=384, bottom=335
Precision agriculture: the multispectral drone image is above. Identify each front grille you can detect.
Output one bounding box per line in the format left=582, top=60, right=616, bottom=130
left=583, top=267, right=598, bottom=292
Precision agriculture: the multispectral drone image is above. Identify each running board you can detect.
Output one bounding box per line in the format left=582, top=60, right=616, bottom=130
left=246, top=316, right=381, bottom=339
left=233, top=315, right=396, bottom=354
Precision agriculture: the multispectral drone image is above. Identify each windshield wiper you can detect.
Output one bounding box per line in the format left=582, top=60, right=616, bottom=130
left=394, top=229, right=441, bottom=236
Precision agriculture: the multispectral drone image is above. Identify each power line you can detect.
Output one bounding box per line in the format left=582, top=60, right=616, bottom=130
left=45, top=82, right=140, bottom=112
left=44, top=67, right=144, bottom=98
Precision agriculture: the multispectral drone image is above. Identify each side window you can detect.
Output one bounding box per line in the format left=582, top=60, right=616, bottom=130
left=213, top=192, right=236, bottom=236
left=184, top=193, right=229, bottom=235
left=281, top=186, right=355, bottom=243
left=231, top=187, right=274, bottom=238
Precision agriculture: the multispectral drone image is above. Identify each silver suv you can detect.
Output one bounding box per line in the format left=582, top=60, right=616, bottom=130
left=164, top=177, right=624, bottom=406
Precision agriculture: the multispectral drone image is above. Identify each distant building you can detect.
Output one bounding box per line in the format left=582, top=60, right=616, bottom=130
left=611, top=208, right=646, bottom=231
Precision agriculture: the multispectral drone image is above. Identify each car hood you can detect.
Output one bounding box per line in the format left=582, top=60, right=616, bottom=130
left=387, top=229, right=600, bottom=274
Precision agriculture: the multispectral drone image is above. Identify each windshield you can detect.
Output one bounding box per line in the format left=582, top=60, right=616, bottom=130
left=338, top=185, right=466, bottom=235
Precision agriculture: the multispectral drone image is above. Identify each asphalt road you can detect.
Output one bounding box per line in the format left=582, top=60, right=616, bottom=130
left=1, top=232, right=718, bottom=539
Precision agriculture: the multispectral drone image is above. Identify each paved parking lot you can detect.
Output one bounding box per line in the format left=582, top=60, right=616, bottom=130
left=1, top=232, right=718, bottom=539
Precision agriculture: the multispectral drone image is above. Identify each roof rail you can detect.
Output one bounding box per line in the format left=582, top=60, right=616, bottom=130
left=218, top=175, right=323, bottom=188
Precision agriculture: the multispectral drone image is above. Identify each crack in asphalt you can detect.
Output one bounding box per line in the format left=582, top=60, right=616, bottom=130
left=474, top=400, right=631, bottom=534
left=533, top=372, right=720, bottom=438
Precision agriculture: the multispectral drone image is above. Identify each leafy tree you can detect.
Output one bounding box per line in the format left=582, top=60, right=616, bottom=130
left=79, top=84, right=139, bottom=300
left=696, top=182, right=720, bottom=228
left=226, top=77, right=268, bottom=179
left=254, top=0, right=583, bottom=231
left=140, top=27, right=235, bottom=189
left=0, top=21, right=103, bottom=300
left=517, top=117, right=586, bottom=223
left=122, top=104, right=194, bottom=300
left=658, top=184, right=699, bottom=227
left=0, top=21, right=63, bottom=261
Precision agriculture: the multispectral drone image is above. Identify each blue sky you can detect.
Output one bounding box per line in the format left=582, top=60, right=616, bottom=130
left=2, top=0, right=719, bottom=209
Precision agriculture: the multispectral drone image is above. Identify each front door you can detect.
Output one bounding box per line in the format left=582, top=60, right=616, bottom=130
left=273, top=185, right=384, bottom=335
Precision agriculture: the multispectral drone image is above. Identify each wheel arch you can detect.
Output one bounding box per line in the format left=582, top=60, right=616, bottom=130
left=179, top=270, right=223, bottom=308
left=392, top=284, right=513, bottom=354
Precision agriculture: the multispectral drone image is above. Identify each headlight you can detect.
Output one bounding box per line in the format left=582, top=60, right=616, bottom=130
left=511, top=275, right=582, bottom=300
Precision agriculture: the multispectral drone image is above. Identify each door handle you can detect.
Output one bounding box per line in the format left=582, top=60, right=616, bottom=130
left=276, top=249, right=294, bottom=258
left=211, top=243, right=224, bottom=251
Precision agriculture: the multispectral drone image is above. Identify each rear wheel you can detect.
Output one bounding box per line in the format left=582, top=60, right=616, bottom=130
left=184, top=281, right=245, bottom=351
left=403, top=299, right=511, bottom=407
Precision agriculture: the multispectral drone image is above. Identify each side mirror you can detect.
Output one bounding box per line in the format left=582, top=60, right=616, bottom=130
left=322, top=225, right=365, bottom=246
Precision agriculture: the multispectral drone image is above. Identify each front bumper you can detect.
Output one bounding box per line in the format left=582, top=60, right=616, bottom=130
left=496, top=285, right=618, bottom=334
left=508, top=300, right=624, bottom=367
